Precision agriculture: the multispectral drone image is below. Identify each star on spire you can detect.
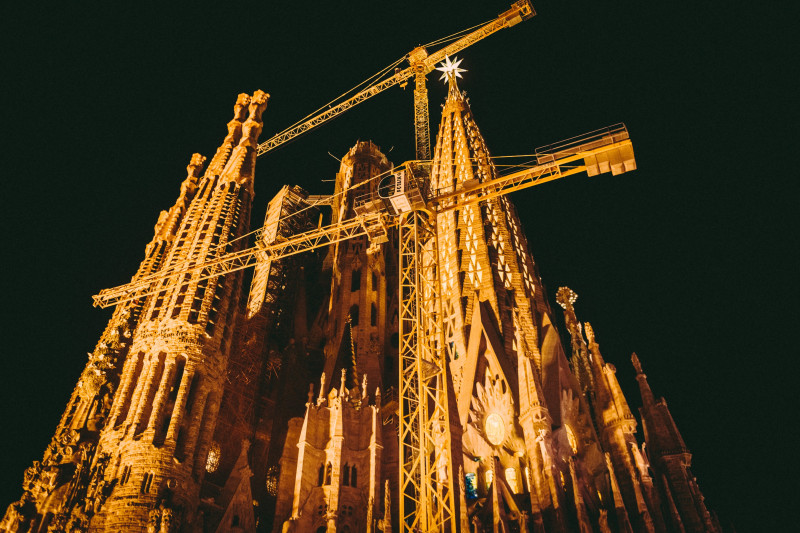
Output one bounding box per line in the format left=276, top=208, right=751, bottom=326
left=435, top=56, right=467, bottom=84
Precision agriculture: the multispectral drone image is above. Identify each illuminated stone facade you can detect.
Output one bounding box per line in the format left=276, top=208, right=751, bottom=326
left=2, top=84, right=720, bottom=532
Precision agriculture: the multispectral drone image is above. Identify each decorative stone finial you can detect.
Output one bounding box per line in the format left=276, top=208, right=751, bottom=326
left=556, top=287, right=578, bottom=310
left=631, top=352, right=643, bottom=375
left=318, top=372, right=326, bottom=403
left=186, top=153, right=206, bottom=178
left=584, top=322, right=595, bottom=344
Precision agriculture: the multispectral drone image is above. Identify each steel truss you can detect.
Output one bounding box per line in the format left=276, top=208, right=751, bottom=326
left=398, top=209, right=456, bottom=532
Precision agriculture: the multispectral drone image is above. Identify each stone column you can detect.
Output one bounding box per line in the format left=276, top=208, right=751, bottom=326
left=129, top=355, right=161, bottom=434
left=124, top=357, right=152, bottom=430
left=108, top=351, right=140, bottom=426
left=145, top=359, right=176, bottom=435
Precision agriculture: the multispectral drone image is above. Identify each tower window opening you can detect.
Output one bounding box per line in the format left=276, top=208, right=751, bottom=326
left=141, top=472, right=154, bottom=493
left=342, top=464, right=350, bottom=486
left=351, top=269, right=361, bottom=292
left=371, top=303, right=377, bottom=327
left=318, top=464, right=324, bottom=486
left=371, top=272, right=378, bottom=291
left=350, top=465, right=357, bottom=487
left=465, top=472, right=478, bottom=500
left=349, top=305, right=359, bottom=327
left=266, top=465, right=280, bottom=496
left=205, top=441, right=221, bottom=473
left=325, top=462, right=332, bottom=485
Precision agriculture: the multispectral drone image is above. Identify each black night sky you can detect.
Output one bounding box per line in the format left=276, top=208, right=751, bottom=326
left=1, top=1, right=793, bottom=530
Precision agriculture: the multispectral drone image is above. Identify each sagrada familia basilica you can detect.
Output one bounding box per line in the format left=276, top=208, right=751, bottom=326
left=2, top=57, right=721, bottom=532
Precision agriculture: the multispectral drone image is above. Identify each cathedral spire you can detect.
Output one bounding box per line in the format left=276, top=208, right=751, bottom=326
left=632, top=352, right=657, bottom=409
left=205, top=93, right=250, bottom=177
left=556, top=287, right=595, bottom=395
left=632, top=353, right=688, bottom=456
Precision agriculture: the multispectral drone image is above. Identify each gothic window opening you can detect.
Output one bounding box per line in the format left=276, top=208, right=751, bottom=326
left=205, top=279, right=225, bottom=335
left=342, top=464, right=350, bottom=486
left=175, top=375, right=202, bottom=462
left=266, top=465, right=280, bottom=496
left=351, top=269, right=361, bottom=292
left=171, top=274, right=192, bottom=319
left=350, top=465, right=357, bottom=487
left=191, top=394, right=216, bottom=476
left=318, top=464, right=324, bottom=486
left=205, top=441, right=221, bottom=473
left=136, top=353, right=166, bottom=435
left=371, top=303, right=377, bottom=327
left=325, top=462, right=332, bottom=485
left=150, top=287, right=168, bottom=321
left=188, top=279, right=207, bottom=324
left=349, top=305, right=359, bottom=327
left=141, top=472, right=154, bottom=494
left=371, top=271, right=378, bottom=291
left=465, top=472, right=478, bottom=500
left=121, top=465, right=132, bottom=486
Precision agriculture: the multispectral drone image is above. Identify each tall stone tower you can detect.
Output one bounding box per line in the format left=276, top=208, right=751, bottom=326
left=1, top=90, right=269, bottom=532
left=95, top=90, right=269, bottom=532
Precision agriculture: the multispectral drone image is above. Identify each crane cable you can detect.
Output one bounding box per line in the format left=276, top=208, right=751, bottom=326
left=264, top=16, right=494, bottom=148
left=269, top=55, right=407, bottom=138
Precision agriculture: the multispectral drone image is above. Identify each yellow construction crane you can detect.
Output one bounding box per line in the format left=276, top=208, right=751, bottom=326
left=256, top=0, right=536, bottom=160
left=93, top=124, right=636, bottom=531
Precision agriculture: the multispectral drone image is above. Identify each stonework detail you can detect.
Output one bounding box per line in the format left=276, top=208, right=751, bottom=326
left=3, top=81, right=721, bottom=533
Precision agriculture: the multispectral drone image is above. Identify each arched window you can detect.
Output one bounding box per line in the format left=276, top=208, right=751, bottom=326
left=350, top=465, right=357, bottom=487
left=318, top=464, right=324, bottom=486
left=371, top=303, right=377, bottom=327
left=141, top=472, right=154, bottom=494
left=266, top=465, right=280, bottom=496
left=351, top=269, right=361, bottom=292
left=325, top=462, right=332, bottom=485
left=342, top=464, right=350, bottom=486
left=371, top=272, right=378, bottom=291
left=205, top=441, right=221, bottom=473
left=349, top=305, right=359, bottom=326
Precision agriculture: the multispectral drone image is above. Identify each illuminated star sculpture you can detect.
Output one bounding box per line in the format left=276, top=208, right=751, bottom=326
left=435, top=56, right=467, bottom=84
